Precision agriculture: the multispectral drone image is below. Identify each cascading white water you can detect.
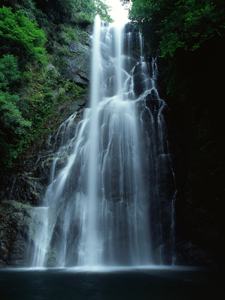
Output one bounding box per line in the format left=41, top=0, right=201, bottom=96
left=29, top=16, right=176, bottom=268
left=83, top=15, right=101, bottom=266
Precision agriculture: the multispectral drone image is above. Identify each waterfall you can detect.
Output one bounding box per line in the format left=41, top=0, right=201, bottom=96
left=29, top=17, right=176, bottom=268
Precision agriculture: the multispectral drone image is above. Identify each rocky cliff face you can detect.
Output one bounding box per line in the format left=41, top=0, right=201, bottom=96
left=0, top=28, right=92, bottom=268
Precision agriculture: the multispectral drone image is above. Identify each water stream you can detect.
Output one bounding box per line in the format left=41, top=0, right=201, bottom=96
left=29, top=16, right=176, bottom=268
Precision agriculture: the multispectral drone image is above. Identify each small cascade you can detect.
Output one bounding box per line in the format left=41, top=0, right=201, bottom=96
left=139, top=31, right=143, bottom=61
left=8, top=178, right=16, bottom=200
left=133, top=29, right=176, bottom=264
left=151, top=56, right=158, bottom=79
left=29, top=17, right=176, bottom=268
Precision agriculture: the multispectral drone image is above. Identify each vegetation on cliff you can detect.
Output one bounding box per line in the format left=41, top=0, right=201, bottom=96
left=130, top=0, right=224, bottom=55
left=0, top=0, right=111, bottom=171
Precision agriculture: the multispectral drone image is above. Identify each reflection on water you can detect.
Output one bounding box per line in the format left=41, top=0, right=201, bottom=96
left=0, top=268, right=224, bottom=300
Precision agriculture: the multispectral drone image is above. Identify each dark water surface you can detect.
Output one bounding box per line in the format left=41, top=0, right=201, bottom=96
left=0, top=267, right=224, bottom=300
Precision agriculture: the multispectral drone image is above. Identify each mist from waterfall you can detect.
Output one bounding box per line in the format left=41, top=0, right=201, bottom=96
left=29, top=16, right=176, bottom=268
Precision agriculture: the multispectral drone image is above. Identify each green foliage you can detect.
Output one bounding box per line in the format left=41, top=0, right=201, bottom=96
left=62, top=78, right=87, bottom=100
left=158, top=0, right=225, bottom=57
left=0, top=6, right=47, bottom=64
left=129, top=0, right=225, bottom=57
left=2, top=0, right=112, bottom=25
left=58, top=25, right=79, bottom=45
left=94, top=0, right=113, bottom=23
left=0, top=54, right=21, bottom=91
left=21, top=66, right=56, bottom=128
left=0, top=92, right=30, bottom=130
left=0, top=0, right=112, bottom=171
left=0, top=7, right=49, bottom=169
left=0, top=64, right=59, bottom=169
left=32, top=0, right=112, bottom=24
left=0, top=91, right=31, bottom=167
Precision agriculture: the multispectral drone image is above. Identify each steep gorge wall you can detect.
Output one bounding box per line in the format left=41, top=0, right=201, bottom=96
left=0, top=28, right=92, bottom=268
left=155, top=40, right=224, bottom=267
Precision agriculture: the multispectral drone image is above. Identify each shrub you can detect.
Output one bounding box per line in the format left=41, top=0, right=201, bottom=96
left=0, top=6, right=47, bottom=64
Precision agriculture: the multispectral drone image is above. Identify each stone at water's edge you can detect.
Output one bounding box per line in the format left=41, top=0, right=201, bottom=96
left=0, top=201, right=33, bottom=267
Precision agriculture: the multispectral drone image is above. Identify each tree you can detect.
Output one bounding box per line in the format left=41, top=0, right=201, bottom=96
left=33, top=0, right=112, bottom=24
left=129, top=0, right=225, bottom=57
left=0, top=6, right=47, bottom=64
left=0, top=91, right=31, bottom=168
left=0, top=54, right=21, bottom=91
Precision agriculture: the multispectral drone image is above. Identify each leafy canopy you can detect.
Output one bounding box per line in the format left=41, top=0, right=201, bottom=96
left=32, top=0, right=112, bottom=24
left=0, top=6, right=47, bottom=63
left=0, top=54, right=21, bottom=91
left=129, top=0, right=225, bottom=57
left=0, top=0, right=112, bottom=171
left=0, top=90, right=32, bottom=166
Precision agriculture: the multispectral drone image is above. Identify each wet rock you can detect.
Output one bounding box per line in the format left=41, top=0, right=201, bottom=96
left=123, top=57, right=137, bottom=74
left=133, top=73, right=147, bottom=96
left=46, top=256, right=57, bottom=267
left=75, top=29, right=92, bottom=46
left=66, top=41, right=91, bottom=85
left=0, top=200, right=33, bottom=267
left=46, top=63, right=56, bottom=71
left=133, top=64, right=153, bottom=97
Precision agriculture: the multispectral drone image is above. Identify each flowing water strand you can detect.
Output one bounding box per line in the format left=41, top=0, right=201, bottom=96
left=8, top=178, right=16, bottom=200
left=79, top=15, right=101, bottom=266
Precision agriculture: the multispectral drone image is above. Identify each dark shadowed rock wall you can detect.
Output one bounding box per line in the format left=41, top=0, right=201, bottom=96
left=155, top=38, right=224, bottom=267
